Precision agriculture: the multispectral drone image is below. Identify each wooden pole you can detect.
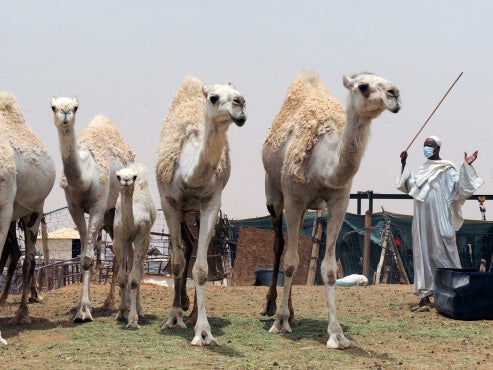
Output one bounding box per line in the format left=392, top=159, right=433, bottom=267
left=389, top=236, right=410, bottom=284
left=375, top=222, right=390, bottom=284
left=306, top=210, right=324, bottom=285
left=404, top=72, right=463, bottom=152
left=362, top=210, right=372, bottom=279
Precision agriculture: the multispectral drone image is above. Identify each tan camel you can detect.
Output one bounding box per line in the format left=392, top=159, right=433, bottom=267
left=156, top=76, right=246, bottom=346
left=0, top=92, right=56, bottom=324
left=261, top=72, right=401, bottom=349
left=50, top=96, right=135, bottom=322
left=114, top=163, right=156, bottom=329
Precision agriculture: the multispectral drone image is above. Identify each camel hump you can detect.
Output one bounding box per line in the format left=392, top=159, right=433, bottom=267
left=0, top=92, right=18, bottom=111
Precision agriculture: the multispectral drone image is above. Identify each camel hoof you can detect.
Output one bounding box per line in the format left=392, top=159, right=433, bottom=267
left=126, top=322, right=140, bottom=330
left=161, top=317, right=186, bottom=330
left=269, top=318, right=292, bottom=334
left=260, top=301, right=276, bottom=317
left=191, top=331, right=218, bottom=346
left=28, top=296, right=43, bottom=304
left=115, top=310, right=128, bottom=322
left=327, top=334, right=354, bottom=350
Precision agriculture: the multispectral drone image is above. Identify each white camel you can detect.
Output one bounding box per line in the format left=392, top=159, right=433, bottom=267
left=261, top=72, right=400, bottom=349
left=0, top=111, right=16, bottom=346
left=0, top=92, right=56, bottom=324
left=50, top=97, right=135, bottom=322
left=113, top=163, right=156, bottom=329
left=156, top=76, right=246, bottom=346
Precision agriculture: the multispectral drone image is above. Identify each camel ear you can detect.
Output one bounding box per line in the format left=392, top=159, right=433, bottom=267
left=202, top=85, right=209, bottom=98
left=228, top=82, right=236, bottom=89
left=343, top=75, right=353, bottom=89
left=73, top=96, right=79, bottom=106
left=50, top=96, right=56, bottom=108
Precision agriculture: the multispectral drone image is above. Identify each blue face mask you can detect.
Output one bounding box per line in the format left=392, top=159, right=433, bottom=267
left=423, top=146, right=435, bottom=159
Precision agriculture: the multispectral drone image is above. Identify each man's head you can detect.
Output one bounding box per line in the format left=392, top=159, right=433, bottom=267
left=423, top=136, right=441, bottom=159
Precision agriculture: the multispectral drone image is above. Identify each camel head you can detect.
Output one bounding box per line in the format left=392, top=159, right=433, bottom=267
left=50, top=96, right=79, bottom=129
left=116, top=166, right=138, bottom=189
left=342, top=73, right=400, bottom=119
left=202, top=83, right=247, bottom=128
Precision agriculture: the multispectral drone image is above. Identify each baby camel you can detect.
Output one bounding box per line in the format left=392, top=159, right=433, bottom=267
left=262, top=72, right=401, bottom=349
left=156, top=76, right=246, bottom=346
left=114, top=163, right=156, bottom=329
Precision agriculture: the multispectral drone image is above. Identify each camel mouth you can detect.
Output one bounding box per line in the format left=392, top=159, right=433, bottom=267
left=389, top=105, right=401, bottom=113
left=230, top=113, right=246, bottom=127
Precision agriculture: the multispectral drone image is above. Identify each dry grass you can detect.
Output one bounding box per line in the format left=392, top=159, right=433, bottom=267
left=1, top=283, right=492, bottom=369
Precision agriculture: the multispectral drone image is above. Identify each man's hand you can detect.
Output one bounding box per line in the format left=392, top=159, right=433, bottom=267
left=400, top=151, right=408, bottom=168
left=465, top=150, right=478, bottom=165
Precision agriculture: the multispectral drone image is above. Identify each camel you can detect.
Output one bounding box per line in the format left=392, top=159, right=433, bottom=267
left=0, top=92, right=56, bottom=324
left=261, top=72, right=400, bottom=349
left=156, top=76, right=246, bottom=346
left=113, top=163, right=156, bottom=329
left=50, top=96, right=135, bottom=322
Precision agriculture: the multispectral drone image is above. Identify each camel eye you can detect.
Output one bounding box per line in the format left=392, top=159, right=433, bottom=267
left=51, top=106, right=56, bottom=112
left=358, top=83, right=369, bottom=94
left=73, top=106, right=78, bottom=113
left=132, top=176, right=137, bottom=181
left=209, top=94, right=219, bottom=104
left=117, top=175, right=121, bottom=181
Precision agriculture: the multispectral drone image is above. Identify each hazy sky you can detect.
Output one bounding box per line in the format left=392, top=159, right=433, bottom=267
left=1, top=1, right=492, bottom=221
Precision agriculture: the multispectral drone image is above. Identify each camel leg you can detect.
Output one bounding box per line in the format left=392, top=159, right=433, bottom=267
left=161, top=202, right=186, bottom=330
left=0, top=222, right=21, bottom=305
left=126, top=235, right=148, bottom=329
left=12, top=213, right=41, bottom=324
left=190, top=197, right=220, bottom=347
left=102, top=209, right=117, bottom=309
left=269, top=199, right=303, bottom=334
left=180, top=219, right=195, bottom=312
left=70, top=206, right=93, bottom=323
left=261, top=201, right=285, bottom=318
left=114, top=237, right=129, bottom=322
left=322, top=197, right=353, bottom=349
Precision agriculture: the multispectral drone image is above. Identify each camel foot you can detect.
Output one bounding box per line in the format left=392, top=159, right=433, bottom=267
left=73, top=304, right=93, bottom=323
left=269, top=318, right=292, bottom=334
left=116, top=309, right=128, bottom=322
left=126, top=321, right=140, bottom=330
left=186, top=314, right=197, bottom=327
left=102, top=297, right=115, bottom=311
left=327, top=333, right=354, bottom=350
left=10, top=310, right=31, bottom=325
left=28, top=296, right=43, bottom=304
left=260, top=300, right=276, bottom=317
left=161, top=316, right=186, bottom=330
left=191, top=330, right=218, bottom=346
left=0, top=331, right=7, bottom=346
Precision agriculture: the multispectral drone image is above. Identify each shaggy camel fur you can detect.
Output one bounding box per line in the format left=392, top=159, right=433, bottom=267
left=262, top=72, right=400, bottom=349
left=114, top=163, right=156, bottom=329
left=0, top=92, right=56, bottom=324
left=156, top=76, right=246, bottom=346
left=51, top=97, right=135, bottom=322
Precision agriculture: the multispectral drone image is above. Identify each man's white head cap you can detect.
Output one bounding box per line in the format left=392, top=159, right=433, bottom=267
left=428, top=135, right=442, bottom=147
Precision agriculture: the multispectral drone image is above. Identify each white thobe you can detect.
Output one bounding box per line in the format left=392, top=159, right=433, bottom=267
left=396, top=159, right=483, bottom=298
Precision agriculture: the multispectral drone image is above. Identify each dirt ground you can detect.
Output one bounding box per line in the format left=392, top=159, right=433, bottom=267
left=1, top=282, right=492, bottom=369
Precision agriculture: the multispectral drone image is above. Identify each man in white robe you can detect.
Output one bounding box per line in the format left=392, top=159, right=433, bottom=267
left=396, top=136, right=483, bottom=311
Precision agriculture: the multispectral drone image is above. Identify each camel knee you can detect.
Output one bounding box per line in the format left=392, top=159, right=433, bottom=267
left=285, top=265, right=296, bottom=278
left=193, top=268, right=208, bottom=286
left=326, top=269, right=336, bottom=286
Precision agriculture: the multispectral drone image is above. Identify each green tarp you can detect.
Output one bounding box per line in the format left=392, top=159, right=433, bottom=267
left=229, top=212, right=493, bottom=285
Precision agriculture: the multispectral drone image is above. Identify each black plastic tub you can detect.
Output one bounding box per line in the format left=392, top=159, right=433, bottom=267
left=254, top=268, right=285, bottom=286
left=434, top=268, right=493, bottom=320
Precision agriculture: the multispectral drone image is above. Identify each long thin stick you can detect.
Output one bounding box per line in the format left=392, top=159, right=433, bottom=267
left=404, top=72, right=463, bottom=152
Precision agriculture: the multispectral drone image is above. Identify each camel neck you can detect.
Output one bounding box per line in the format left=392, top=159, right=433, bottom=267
left=183, top=113, right=229, bottom=187
left=327, top=107, right=371, bottom=187
left=119, top=189, right=135, bottom=228
left=58, top=127, right=86, bottom=189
